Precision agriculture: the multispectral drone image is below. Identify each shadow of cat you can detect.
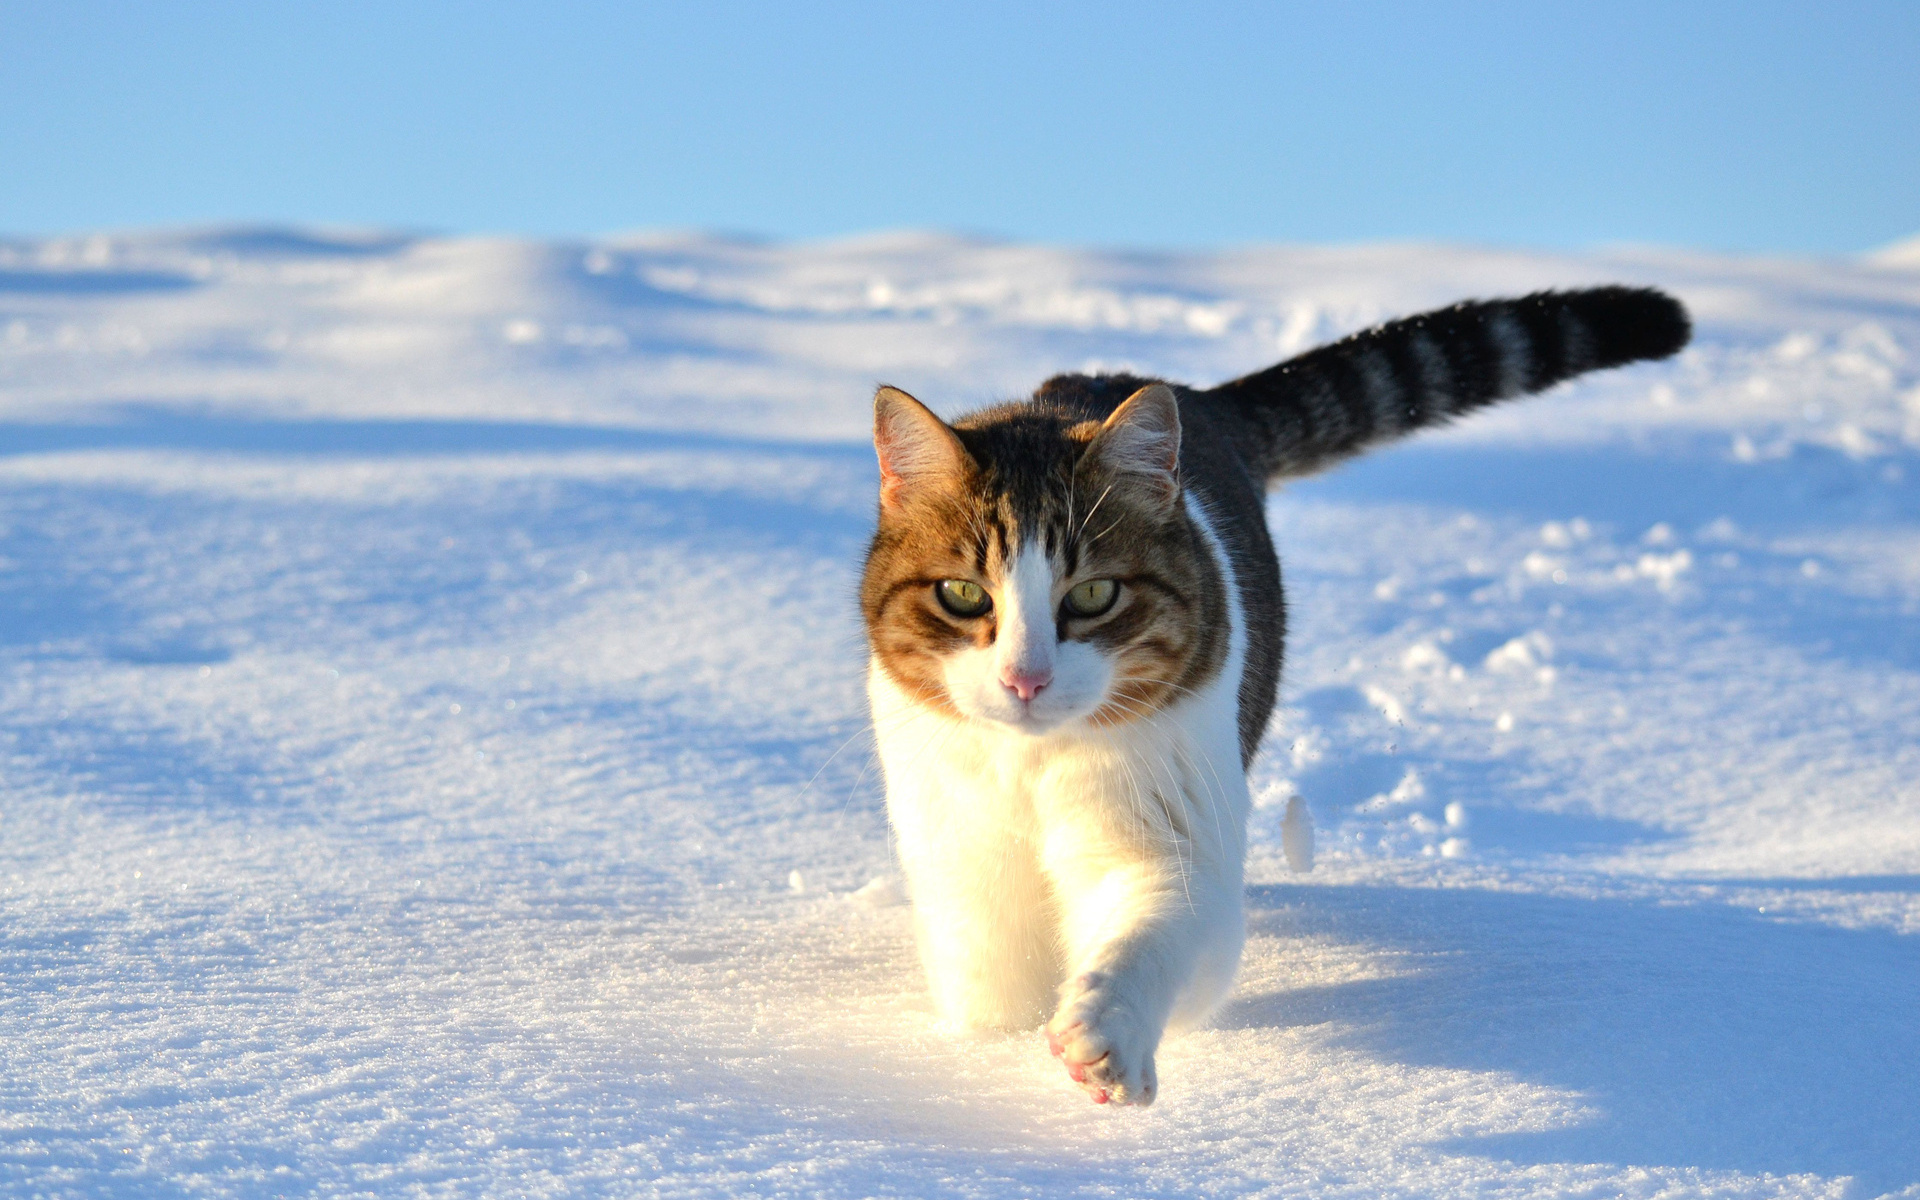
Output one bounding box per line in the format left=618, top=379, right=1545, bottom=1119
left=1225, top=880, right=1920, bottom=1192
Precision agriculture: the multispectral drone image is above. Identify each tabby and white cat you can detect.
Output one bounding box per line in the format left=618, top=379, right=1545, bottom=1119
left=860, top=287, right=1689, bottom=1106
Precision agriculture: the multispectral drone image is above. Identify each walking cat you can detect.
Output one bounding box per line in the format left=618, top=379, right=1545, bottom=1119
left=861, top=286, right=1690, bottom=1106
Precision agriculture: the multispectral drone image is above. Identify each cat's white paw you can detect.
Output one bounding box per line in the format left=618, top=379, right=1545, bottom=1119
left=1045, top=972, right=1159, bottom=1107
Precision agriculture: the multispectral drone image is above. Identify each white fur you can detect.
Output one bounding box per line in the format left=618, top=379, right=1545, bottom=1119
left=869, top=494, right=1249, bottom=1106
left=940, top=545, right=1111, bottom=733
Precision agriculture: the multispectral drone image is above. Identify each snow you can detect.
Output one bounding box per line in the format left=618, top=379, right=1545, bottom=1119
left=2, top=227, right=1918, bottom=1198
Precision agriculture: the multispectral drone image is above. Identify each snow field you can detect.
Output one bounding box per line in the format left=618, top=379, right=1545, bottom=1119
left=2, top=228, right=1917, bottom=1197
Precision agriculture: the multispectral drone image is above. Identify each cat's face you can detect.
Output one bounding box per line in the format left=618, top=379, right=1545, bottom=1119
left=861, top=385, right=1226, bottom=735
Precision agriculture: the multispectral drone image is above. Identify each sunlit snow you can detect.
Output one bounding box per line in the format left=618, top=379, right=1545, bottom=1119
left=2, top=227, right=1917, bottom=1198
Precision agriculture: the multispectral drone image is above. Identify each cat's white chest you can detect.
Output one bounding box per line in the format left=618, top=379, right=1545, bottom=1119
left=866, top=674, right=1054, bottom=850
left=870, top=664, right=1245, bottom=851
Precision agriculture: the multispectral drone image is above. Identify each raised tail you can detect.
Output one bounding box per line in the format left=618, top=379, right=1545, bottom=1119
left=1207, top=286, right=1690, bottom=482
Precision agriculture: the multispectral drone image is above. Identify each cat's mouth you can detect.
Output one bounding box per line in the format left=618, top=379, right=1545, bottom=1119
left=979, top=701, right=1069, bottom=734
left=954, top=684, right=1103, bottom=736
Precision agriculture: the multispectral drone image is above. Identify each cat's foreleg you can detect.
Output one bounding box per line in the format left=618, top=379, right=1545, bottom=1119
left=873, top=670, right=1066, bottom=1029
left=898, top=837, right=1062, bottom=1030
left=1039, top=829, right=1245, bottom=1106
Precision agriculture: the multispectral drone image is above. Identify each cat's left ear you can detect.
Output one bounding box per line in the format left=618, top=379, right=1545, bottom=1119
left=874, top=385, right=971, bottom=509
left=1085, top=384, right=1182, bottom=509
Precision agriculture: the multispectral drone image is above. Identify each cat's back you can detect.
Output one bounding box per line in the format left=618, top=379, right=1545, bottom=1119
left=1028, top=371, right=1263, bottom=507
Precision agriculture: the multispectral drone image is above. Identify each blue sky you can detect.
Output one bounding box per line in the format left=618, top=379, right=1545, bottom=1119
left=3, top=1, right=1915, bottom=253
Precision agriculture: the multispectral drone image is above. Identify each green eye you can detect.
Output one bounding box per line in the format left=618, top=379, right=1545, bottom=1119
left=1063, top=578, right=1118, bottom=618
left=935, top=579, right=992, bottom=617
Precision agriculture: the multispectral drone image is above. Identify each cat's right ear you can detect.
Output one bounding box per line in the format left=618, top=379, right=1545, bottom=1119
left=874, top=386, right=970, bottom=509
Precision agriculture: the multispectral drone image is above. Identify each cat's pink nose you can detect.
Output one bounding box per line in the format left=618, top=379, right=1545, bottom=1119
left=1001, top=667, right=1052, bottom=702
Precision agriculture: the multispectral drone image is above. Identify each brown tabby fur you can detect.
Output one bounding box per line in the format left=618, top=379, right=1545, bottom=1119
left=861, top=394, right=1231, bottom=728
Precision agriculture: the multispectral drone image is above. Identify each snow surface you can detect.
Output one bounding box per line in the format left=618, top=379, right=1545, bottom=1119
left=3, top=227, right=1918, bottom=1198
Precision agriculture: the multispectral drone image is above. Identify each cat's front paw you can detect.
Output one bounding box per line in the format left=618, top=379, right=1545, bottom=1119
left=1045, top=972, right=1159, bottom=1107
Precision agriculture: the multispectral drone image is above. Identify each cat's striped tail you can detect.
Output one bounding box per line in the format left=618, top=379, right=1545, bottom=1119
left=1206, top=286, right=1690, bottom=482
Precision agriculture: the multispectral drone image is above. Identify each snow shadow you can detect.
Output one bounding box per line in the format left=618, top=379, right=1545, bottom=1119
left=1757, top=584, right=1920, bottom=676
left=1459, top=806, right=1671, bottom=855
left=0, top=411, right=870, bottom=463
left=1299, top=438, right=1920, bottom=531
left=0, top=268, right=202, bottom=294
left=1229, top=882, right=1920, bottom=1191
left=4, top=699, right=316, bottom=821
left=180, top=227, right=417, bottom=259
left=106, top=636, right=234, bottom=666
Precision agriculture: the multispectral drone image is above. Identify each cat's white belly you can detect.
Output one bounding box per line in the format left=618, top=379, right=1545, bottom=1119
left=867, top=493, right=1252, bottom=1099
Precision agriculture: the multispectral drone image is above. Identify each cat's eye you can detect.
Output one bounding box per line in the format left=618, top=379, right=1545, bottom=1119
left=1062, top=578, right=1118, bottom=618
left=935, top=579, right=992, bottom=618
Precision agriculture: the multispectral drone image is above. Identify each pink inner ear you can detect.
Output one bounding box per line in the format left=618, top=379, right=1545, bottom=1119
left=875, top=386, right=968, bottom=505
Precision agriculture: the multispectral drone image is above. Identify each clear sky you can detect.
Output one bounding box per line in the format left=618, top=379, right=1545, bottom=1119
left=3, top=1, right=1916, bottom=253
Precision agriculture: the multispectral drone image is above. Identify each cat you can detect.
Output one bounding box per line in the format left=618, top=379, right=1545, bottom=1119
left=860, top=286, right=1690, bottom=1106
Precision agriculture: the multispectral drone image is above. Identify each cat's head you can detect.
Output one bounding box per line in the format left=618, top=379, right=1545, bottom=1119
left=860, top=383, right=1226, bottom=735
